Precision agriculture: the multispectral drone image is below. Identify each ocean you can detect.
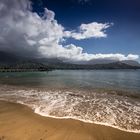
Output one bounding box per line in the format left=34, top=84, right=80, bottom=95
left=0, top=70, right=140, bottom=133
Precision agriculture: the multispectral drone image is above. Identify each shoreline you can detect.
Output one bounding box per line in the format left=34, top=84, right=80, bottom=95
left=0, top=100, right=140, bottom=140
left=0, top=84, right=140, bottom=134
left=2, top=99, right=140, bottom=134
left=34, top=110, right=140, bottom=134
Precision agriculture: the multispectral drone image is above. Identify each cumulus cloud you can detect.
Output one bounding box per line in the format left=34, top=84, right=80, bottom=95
left=40, top=43, right=139, bottom=62
left=0, top=0, right=139, bottom=62
left=65, top=22, right=111, bottom=40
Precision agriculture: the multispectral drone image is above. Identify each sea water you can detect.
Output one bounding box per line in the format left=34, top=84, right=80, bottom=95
left=0, top=70, right=140, bottom=133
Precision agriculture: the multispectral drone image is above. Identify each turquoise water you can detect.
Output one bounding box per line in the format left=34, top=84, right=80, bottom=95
left=0, top=70, right=140, bottom=92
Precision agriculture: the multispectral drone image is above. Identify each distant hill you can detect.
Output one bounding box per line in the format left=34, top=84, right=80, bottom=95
left=0, top=51, right=50, bottom=71
left=71, top=59, right=117, bottom=65
left=0, top=61, right=50, bottom=72
left=121, top=60, right=140, bottom=67
left=0, top=51, right=140, bottom=71
left=34, top=57, right=140, bottom=69
left=39, top=61, right=140, bottom=70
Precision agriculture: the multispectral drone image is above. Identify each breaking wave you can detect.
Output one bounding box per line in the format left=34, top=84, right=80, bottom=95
left=0, top=86, right=140, bottom=133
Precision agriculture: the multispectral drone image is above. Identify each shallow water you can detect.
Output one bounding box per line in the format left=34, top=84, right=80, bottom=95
left=0, top=70, right=140, bottom=133
left=0, top=70, right=140, bottom=91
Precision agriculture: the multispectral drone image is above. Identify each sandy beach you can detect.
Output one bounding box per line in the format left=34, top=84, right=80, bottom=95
left=0, top=100, right=140, bottom=140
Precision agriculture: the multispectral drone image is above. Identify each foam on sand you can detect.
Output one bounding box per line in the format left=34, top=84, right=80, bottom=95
left=0, top=87, right=140, bottom=133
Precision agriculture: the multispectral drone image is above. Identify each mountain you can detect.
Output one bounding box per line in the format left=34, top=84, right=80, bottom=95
left=0, top=51, right=140, bottom=71
left=0, top=51, right=50, bottom=72
left=34, top=57, right=140, bottom=69
left=121, top=60, right=140, bottom=67
left=71, top=59, right=117, bottom=65
left=72, top=59, right=140, bottom=66
left=0, top=61, right=50, bottom=72
left=44, top=61, right=140, bottom=70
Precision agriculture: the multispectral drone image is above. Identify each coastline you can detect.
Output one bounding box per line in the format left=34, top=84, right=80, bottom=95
left=0, top=100, right=140, bottom=140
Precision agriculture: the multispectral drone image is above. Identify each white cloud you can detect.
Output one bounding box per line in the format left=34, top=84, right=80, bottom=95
left=0, top=0, right=139, bottom=62
left=40, top=43, right=139, bottom=62
left=64, top=22, right=111, bottom=40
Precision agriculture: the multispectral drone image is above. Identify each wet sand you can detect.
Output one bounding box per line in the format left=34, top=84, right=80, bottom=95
left=0, top=100, right=140, bottom=140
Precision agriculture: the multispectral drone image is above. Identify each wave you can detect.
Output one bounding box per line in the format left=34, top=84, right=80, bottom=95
left=0, top=87, right=140, bottom=133
left=34, top=109, right=140, bottom=133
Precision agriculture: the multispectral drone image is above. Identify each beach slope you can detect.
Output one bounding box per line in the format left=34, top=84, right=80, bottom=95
left=0, top=100, right=140, bottom=140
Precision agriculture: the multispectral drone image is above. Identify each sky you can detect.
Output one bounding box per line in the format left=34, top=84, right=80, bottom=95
left=0, top=0, right=140, bottom=62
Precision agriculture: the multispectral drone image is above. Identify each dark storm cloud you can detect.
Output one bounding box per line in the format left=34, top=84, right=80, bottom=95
left=0, top=0, right=138, bottom=61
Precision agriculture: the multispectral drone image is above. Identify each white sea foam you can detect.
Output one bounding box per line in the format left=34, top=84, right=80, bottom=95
left=0, top=87, right=140, bottom=133
left=34, top=109, right=140, bottom=133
